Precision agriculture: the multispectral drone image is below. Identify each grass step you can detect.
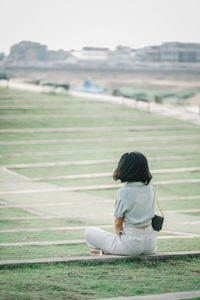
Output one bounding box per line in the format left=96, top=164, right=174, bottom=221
left=0, top=254, right=200, bottom=300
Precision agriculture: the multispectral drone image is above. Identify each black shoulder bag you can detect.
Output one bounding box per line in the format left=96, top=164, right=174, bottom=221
left=152, top=188, right=164, bottom=232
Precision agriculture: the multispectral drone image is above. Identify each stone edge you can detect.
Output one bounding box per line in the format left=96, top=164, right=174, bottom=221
left=0, top=251, right=200, bottom=267
left=97, top=290, right=200, bottom=300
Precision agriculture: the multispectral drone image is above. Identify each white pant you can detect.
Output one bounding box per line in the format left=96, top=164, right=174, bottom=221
left=84, top=225, right=157, bottom=256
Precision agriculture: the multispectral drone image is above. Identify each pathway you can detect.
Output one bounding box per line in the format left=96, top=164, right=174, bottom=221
left=1, top=79, right=200, bottom=126
left=69, top=90, right=200, bottom=126
left=98, top=290, right=200, bottom=300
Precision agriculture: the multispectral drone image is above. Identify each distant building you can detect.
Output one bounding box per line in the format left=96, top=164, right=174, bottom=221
left=46, top=49, right=70, bottom=61
left=3, top=40, right=200, bottom=70
left=135, top=42, right=200, bottom=63
left=81, top=47, right=109, bottom=60
left=5, top=41, right=70, bottom=66
left=160, top=42, right=200, bottom=62
left=0, top=52, right=5, bottom=61
left=7, top=41, right=47, bottom=62
left=135, top=46, right=160, bottom=62
left=108, top=45, right=135, bottom=68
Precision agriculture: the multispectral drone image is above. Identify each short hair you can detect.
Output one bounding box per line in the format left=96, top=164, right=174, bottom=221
left=113, top=152, right=152, bottom=185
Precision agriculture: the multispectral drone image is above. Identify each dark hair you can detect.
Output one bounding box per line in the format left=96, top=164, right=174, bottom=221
left=113, top=151, right=152, bottom=185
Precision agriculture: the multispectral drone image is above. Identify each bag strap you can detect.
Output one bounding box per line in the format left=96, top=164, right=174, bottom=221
left=153, top=186, right=164, bottom=218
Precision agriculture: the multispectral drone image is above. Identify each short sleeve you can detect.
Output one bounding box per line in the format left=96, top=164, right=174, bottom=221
left=113, top=189, right=127, bottom=218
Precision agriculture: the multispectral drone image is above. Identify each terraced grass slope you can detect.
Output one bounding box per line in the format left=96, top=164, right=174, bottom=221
left=0, top=86, right=200, bottom=262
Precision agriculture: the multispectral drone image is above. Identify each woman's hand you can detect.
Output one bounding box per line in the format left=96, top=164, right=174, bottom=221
left=115, top=217, right=124, bottom=234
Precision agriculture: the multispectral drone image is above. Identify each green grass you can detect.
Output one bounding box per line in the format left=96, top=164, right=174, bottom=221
left=2, top=109, right=163, bottom=116
left=0, top=244, right=89, bottom=260
left=0, top=117, right=190, bottom=129
left=0, top=208, right=37, bottom=218
left=149, top=159, right=200, bottom=170
left=152, top=171, right=200, bottom=181
left=154, top=182, right=200, bottom=197
left=0, top=218, right=90, bottom=230
left=84, top=182, right=200, bottom=199
left=0, top=257, right=200, bottom=300
left=184, top=212, right=200, bottom=216
left=155, top=198, right=200, bottom=210
left=163, top=223, right=200, bottom=234
left=0, top=229, right=87, bottom=243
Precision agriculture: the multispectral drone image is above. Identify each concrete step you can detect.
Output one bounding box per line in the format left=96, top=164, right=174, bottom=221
left=0, top=251, right=199, bottom=266
left=98, top=290, right=200, bottom=300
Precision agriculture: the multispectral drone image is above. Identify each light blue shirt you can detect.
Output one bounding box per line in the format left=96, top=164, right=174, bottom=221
left=113, top=182, right=155, bottom=228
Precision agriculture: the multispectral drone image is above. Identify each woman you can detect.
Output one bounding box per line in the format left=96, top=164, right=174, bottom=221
left=84, top=151, right=157, bottom=256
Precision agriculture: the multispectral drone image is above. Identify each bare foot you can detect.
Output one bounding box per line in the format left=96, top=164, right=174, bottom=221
left=90, top=249, right=101, bottom=255
left=89, top=249, right=109, bottom=255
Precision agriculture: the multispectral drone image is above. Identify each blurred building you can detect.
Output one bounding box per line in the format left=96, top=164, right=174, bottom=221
left=2, top=41, right=200, bottom=70
left=160, top=42, right=200, bottom=62
left=135, top=46, right=160, bottom=62
left=5, top=41, right=71, bottom=67
left=71, top=47, right=109, bottom=69
left=6, top=41, right=47, bottom=63
left=81, top=47, right=109, bottom=60
left=107, top=46, right=136, bottom=68
left=135, top=42, right=200, bottom=63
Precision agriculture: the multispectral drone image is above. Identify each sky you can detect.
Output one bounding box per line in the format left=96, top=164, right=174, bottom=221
left=1, top=0, right=200, bottom=54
